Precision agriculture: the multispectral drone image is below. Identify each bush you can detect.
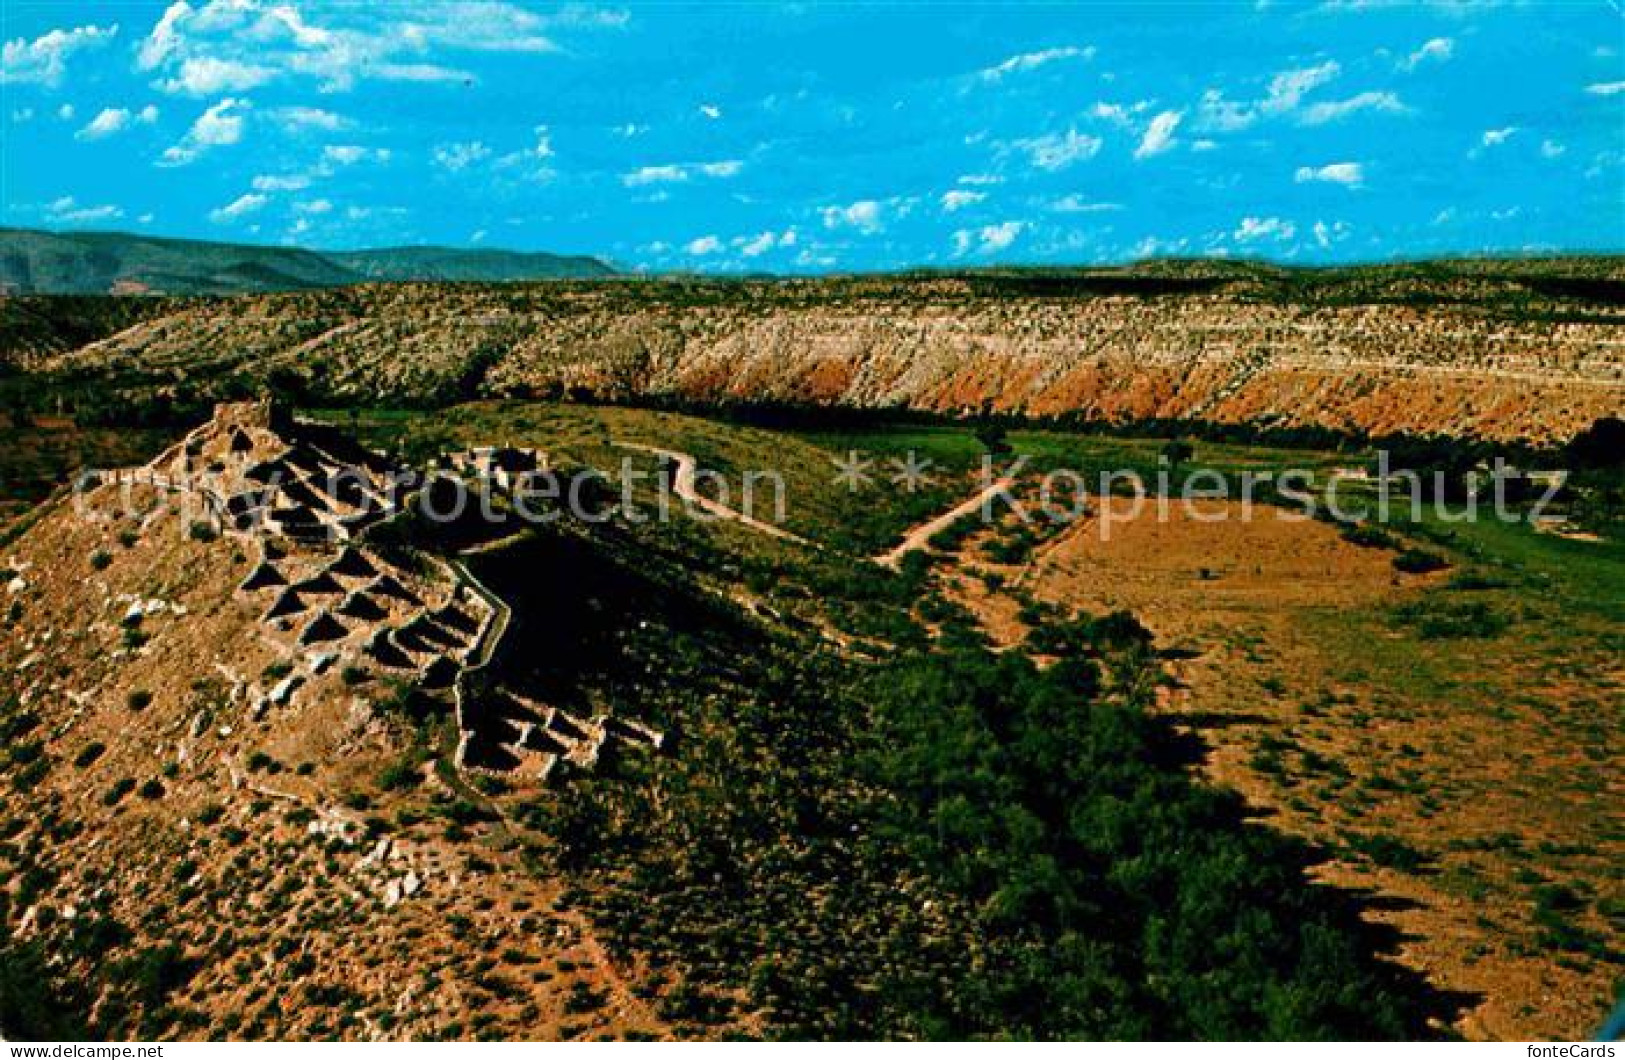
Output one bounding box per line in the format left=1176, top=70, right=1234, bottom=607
left=89, top=549, right=112, bottom=571
left=1393, top=597, right=1510, bottom=639
left=73, top=742, right=107, bottom=768
left=103, top=777, right=136, bottom=806
left=1342, top=524, right=1399, bottom=550
left=126, top=690, right=153, bottom=711
left=1392, top=549, right=1448, bottom=575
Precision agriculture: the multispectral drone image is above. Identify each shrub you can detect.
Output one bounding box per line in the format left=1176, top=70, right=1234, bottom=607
left=377, top=756, right=423, bottom=792
left=103, top=777, right=136, bottom=806
left=1342, top=524, right=1399, bottom=550
left=89, top=549, right=112, bottom=571
left=126, top=690, right=153, bottom=711
left=1393, top=597, right=1510, bottom=639
left=1447, top=570, right=1510, bottom=591
left=73, top=742, right=107, bottom=768
left=137, top=779, right=165, bottom=800
left=1392, top=549, right=1448, bottom=575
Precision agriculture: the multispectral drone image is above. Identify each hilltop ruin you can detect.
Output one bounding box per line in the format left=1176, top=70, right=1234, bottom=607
left=70, top=399, right=660, bottom=786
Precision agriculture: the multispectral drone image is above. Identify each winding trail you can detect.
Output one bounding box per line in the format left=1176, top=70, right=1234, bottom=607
left=874, top=477, right=1016, bottom=569
left=615, top=441, right=811, bottom=545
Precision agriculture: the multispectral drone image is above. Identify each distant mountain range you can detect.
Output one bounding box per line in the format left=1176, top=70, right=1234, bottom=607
left=0, top=228, right=618, bottom=295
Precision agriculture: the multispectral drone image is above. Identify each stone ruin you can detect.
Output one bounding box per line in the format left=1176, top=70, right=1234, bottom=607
left=455, top=689, right=664, bottom=786
left=92, top=400, right=662, bottom=786
left=443, top=445, right=549, bottom=492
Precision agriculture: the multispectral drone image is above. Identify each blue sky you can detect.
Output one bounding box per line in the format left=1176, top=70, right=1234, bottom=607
left=2, top=1, right=1622, bottom=273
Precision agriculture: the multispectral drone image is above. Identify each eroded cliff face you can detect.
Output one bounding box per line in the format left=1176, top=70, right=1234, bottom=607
left=490, top=296, right=1623, bottom=441
left=34, top=277, right=1625, bottom=441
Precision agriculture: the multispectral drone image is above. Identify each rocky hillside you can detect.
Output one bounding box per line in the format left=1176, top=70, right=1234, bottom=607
left=23, top=262, right=1625, bottom=442
left=0, top=402, right=670, bottom=1038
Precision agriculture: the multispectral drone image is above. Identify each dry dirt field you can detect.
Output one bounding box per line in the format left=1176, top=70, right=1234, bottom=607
left=945, top=495, right=1621, bottom=1042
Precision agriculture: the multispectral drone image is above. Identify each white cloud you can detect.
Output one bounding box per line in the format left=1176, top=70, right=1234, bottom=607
left=622, top=159, right=743, bottom=187
left=434, top=141, right=492, bottom=171
left=79, top=109, right=130, bottom=140
left=957, top=173, right=1003, bottom=186
left=736, top=232, right=776, bottom=257
left=685, top=234, right=723, bottom=255
left=158, top=55, right=274, bottom=95
left=1480, top=126, right=1518, bottom=147
left=1263, top=61, right=1341, bottom=115
left=699, top=103, right=722, bottom=120
left=271, top=106, right=346, bottom=133
left=734, top=228, right=797, bottom=257
left=1198, top=61, right=1401, bottom=132
left=322, top=144, right=390, bottom=167
left=624, top=164, right=685, bottom=186
left=821, top=200, right=887, bottom=235
left=294, top=198, right=332, bottom=215
left=209, top=192, right=268, bottom=224
left=952, top=221, right=1025, bottom=256
left=253, top=173, right=311, bottom=192
left=137, top=2, right=187, bottom=69
left=1299, top=90, right=1405, bottom=125
left=1012, top=127, right=1102, bottom=171
left=1540, top=139, right=1566, bottom=159
left=159, top=97, right=249, bottom=166
left=1197, top=89, right=1258, bottom=133
left=44, top=195, right=124, bottom=225
left=11, top=108, right=34, bottom=123
left=1312, top=220, right=1351, bottom=248
left=1401, top=37, right=1453, bottom=71
left=978, top=45, right=1093, bottom=82
left=134, top=0, right=606, bottom=95
left=493, top=125, right=555, bottom=180
left=941, top=190, right=986, bottom=212
left=1234, top=216, right=1296, bottom=243
left=1, top=23, right=117, bottom=86
left=1089, top=101, right=1147, bottom=128
left=1294, top=161, right=1364, bottom=186
left=1133, top=109, right=1183, bottom=159
left=1049, top=194, right=1122, bottom=213
left=57, top=103, right=74, bottom=121
left=1585, top=81, right=1625, bottom=96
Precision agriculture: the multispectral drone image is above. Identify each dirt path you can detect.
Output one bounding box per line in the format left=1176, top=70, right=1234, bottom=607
left=874, top=477, right=1016, bottom=569
left=616, top=441, right=811, bottom=545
